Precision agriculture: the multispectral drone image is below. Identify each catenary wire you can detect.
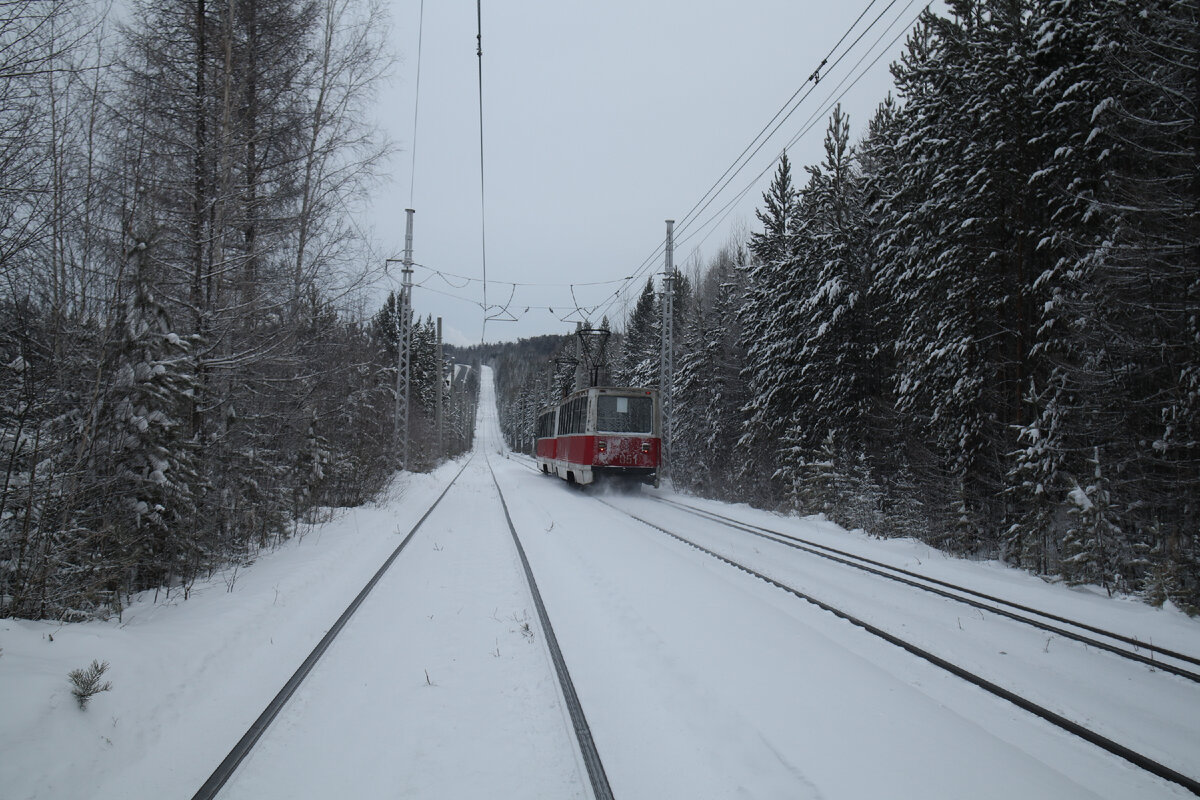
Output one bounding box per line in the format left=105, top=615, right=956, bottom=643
left=591, top=0, right=914, bottom=327
left=671, top=0, right=884, bottom=241
left=672, top=0, right=906, bottom=245
left=407, top=1, right=921, bottom=333
left=675, top=0, right=926, bottom=263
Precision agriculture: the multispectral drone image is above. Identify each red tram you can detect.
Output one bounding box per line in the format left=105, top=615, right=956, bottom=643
left=535, top=386, right=661, bottom=486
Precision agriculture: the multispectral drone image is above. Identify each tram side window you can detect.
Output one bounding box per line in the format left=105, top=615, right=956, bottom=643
left=557, top=398, right=584, bottom=435
left=560, top=397, right=584, bottom=434
left=570, top=398, right=582, bottom=434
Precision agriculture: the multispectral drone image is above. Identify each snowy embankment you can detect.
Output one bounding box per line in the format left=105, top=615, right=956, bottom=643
left=498, top=453, right=1200, bottom=799
left=0, top=463, right=471, bottom=799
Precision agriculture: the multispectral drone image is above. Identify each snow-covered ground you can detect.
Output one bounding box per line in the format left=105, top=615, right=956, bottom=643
left=2, top=366, right=1198, bottom=798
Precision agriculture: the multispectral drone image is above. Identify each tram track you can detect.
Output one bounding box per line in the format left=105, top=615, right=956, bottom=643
left=190, top=456, right=475, bottom=800
left=486, top=453, right=615, bottom=800
left=644, top=495, right=1200, bottom=683
left=191, top=451, right=613, bottom=800
left=592, top=494, right=1200, bottom=797
left=523, top=448, right=1200, bottom=683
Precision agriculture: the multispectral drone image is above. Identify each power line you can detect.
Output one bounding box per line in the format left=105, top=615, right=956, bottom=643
left=674, top=0, right=926, bottom=264
left=397, top=0, right=923, bottom=337
left=672, top=0, right=906, bottom=245
left=590, top=8, right=880, bottom=325
left=470, top=0, right=484, bottom=340
left=672, top=0, right=883, bottom=239
left=592, top=0, right=920, bottom=328
left=410, top=263, right=632, bottom=289
left=408, top=0, right=425, bottom=208
left=781, top=1, right=926, bottom=156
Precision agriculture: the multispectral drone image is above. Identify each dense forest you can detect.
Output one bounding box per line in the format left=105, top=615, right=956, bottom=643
left=4, top=0, right=1195, bottom=619
left=495, top=0, right=1199, bottom=611
left=0, top=0, right=474, bottom=621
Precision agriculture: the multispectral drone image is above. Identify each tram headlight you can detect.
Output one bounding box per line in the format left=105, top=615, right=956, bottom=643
left=598, top=439, right=607, bottom=453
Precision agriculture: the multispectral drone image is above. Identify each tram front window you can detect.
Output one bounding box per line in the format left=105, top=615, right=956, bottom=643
left=596, top=395, right=653, bottom=434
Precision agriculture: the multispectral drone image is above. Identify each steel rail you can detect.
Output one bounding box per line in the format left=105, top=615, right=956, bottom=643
left=597, top=497, right=1200, bottom=797
left=191, top=457, right=474, bottom=800
left=487, top=455, right=615, bottom=800
left=648, top=495, right=1200, bottom=677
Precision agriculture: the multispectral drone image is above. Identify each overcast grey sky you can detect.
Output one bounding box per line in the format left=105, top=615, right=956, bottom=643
left=365, top=0, right=929, bottom=345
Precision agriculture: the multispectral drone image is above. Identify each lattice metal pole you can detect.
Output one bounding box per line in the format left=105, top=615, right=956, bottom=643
left=659, top=219, right=675, bottom=482
left=435, top=316, right=443, bottom=460
left=398, top=208, right=415, bottom=470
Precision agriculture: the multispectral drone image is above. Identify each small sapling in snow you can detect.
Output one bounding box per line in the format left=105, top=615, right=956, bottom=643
left=69, top=660, right=112, bottom=709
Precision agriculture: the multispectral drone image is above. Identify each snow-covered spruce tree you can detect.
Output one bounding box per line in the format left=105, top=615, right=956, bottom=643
left=1073, top=0, right=1200, bottom=607
left=1061, top=447, right=1127, bottom=593
left=1007, top=0, right=1199, bottom=604
left=856, top=94, right=925, bottom=539
left=617, top=278, right=659, bottom=388
left=673, top=245, right=751, bottom=500
left=84, top=248, right=200, bottom=611
left=777, top=106, right=882, bottom=524
left=112, top=0, right=395, bottom=549
left=673, top=279, right=715, bottom=495
left=410, top=315, right=441, bottom=470
left=114, top=0, right=306, bottom=555
left=738, top=153, right=804, bottom=504
left=1003, top=0, right=1116, bottom=575
left=877, top=0, right=1050, bottom=553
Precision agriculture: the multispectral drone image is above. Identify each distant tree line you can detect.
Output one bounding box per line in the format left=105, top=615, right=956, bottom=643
left=495, top=0, right=1199, bottom=611
left=0, top=0, right=462, bottom=621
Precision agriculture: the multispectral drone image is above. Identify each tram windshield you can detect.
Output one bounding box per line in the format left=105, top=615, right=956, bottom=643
left=596, top=395, right=654, bottom=434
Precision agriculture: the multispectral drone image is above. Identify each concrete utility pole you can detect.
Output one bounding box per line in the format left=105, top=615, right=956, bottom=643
left=659, top=219, right=675, bottom=482
left=395, top=208, right=415, bottom=470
